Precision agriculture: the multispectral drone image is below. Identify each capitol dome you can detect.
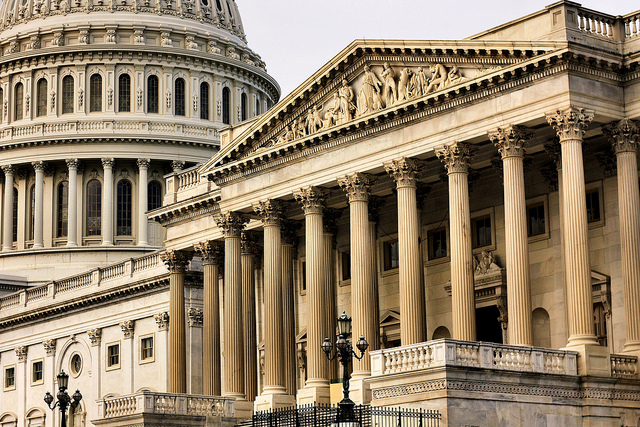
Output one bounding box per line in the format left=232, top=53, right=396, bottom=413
left=0, top=0, right=279, bottom=284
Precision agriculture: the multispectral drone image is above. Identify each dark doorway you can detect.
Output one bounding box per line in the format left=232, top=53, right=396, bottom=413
left=476, top=305, right=503, bottom=343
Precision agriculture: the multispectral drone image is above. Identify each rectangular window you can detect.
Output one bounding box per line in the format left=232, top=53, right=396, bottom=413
left=107, top=344, right=120, bottom=368
left=32, top=360, right=43, bottom=384
left=141, top=336, right=154, bottom=361
left=4, top=366, right=15, bottom=389
left=428, top=228, right=447, bottom=260
left=300, top=261, right=306, bottom=292
left=383, top=240, right=399, bottom=271
left=472, top=215, right=492, bottom=248
left=341, top=251, right=351, bottom=281
left=586, top=189, right=601, bottom=223
left=527, top=203, right=546, bottom=236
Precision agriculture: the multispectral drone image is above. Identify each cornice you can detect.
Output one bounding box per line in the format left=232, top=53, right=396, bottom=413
left=0, top=135, right=219, bottom=151
left=150, top=193, right=220, bottom=227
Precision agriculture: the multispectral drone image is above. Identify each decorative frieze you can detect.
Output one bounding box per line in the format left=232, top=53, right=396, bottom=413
left=546, top=107, right=594, bottom=141
left=154, top=312, right=169, bottom=331
left=214, top=212, right=248, bottom=238
left=293, top=186, right=326, bottom=214
left=120, top=320, right=135, bottom=339
left=603, top=118, right=639, bottom=154
left=42, top=339, right=56, bottom=356
left=194, top=240, right=224, bottom=266
left=187, top=307, right=203, bottom=327
left=161, top=250, right=193, bottom=273
left=489, top=125, right=533, bottom=159
left=436, top=141, right=472, bottom=174
left=87, top=328, right=102, bottom=346
left=15, top=345, right=27, bottom=362
left=338, top=172, right=374, bottom=203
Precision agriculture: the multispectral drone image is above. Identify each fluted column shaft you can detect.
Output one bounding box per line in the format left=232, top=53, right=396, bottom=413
left=604, top=119, right=640, bottom=352
left=2, top=166, right=13, bottom=252
left=102, top=158, right=114, bottom=246
left=66, top=160, right=79, bottom=247
left=137, top=159, right=149, bottom=246
left=281, top=235, right=297, bottom=395
left=339, top=173, right=377, bottom=377
left=547, top=108, right=597, bottom=346
left=436, top=143, right=475, bottom=341
left=241, top=237, right=258, bottom=401
left=32, top=162, right=44, bottom=249
left=161, top=250, right=193, bottom=393
left=216, top=212, right=247, bottom=399
left=491, top=127, right=533, bottom=346
left=385, top=159, right=426, bottom=345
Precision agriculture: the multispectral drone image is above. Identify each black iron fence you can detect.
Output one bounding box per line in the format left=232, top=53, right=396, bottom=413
left=251, top=403, right=440, bottom=427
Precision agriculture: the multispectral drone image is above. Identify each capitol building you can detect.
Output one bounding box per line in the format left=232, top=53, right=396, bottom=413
left=2, top=0, right=640, bottom=426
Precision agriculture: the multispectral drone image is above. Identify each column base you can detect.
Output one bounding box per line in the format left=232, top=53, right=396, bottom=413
left=33, top=243, right=43, bottom=249
left=562, top=343, right=610, bottom=377
left=234, top=400, right=255, bottom=421
left=297, top=380, right=330, bottom=405
left=348, top=374, right=371, bottom=405
left=66, top=242, right=77, bottom=247
left=254, top=392, right=296, bottom=412
left=138, top=241, right=149, bottom=246
left=102, top=241, right=114, bottom=246
left=623, top=340, right=640, bottom=357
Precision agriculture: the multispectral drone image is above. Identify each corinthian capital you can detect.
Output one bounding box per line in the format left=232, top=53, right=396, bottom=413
left=253, top=199, right=285, bottom=227
left=136, top=158, right=151, bottom=170
left=489, top=125, right=533, bottom=159
left=101, top=158, right=115, bottom=169
left=32, top=161, right=46, bottom=172
left=384, top=157, right=421, bottom=188
left=602, top=118, right=640, bottom=154
left=214, top=211, right=248, bottom=238
left=194, top=240, right=224, bottom=266
left=338, top=172, right=374, bottom=203
left=161, top=249, right=193, bottom=273
left=293, top=186, right=326, bottom=214
left=66, top=159, right=81, bottom=170
left=436, top=141, right=472, bottom=174
left=241, top=231, right=261, bottom=255
left=546, top=107, right=594, bottom=141
left=1, top=165, right=14, bottom=175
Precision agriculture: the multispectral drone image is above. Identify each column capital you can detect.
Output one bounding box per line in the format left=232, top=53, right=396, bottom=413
left=136, top=158, right=151, bottom=170
left=120, top=320, right=135, bottom=339
left=15, top=345, right=27, bottom=362
left=161, top=250, right=193, bottom=273
left=42, top=339, right=56, bottom=356
left=603, top=118, right=640, bottom=154
left=1, top=165, right=14, bottom=175
left=32, top=161, right=46, bottom=172
left=543, top=138, right=562, bottom=170
left=489, top=125, right=533, bottom=159
left=241, top=231, right=261, bottom=256
left=101, top=158, right=115, bottom=169
left=172, top=160, right=185, bottom=172
left=215, top=211, right=248, bottom=237
left=546, top=107, right=594, bottom=141
left=154, top=312, right=170, bottom=331
left=194, top=240, right=224, bottom=266
left=253, top=199, right=285, bottom=227
left=338, top=172, right=374, bottom=203
left=384, top=157, right=421, bottom=188
left=436, top=141, right=472, bottom=174
left=87, top=328, right=102, bottom=346
left=65, top=159, right=81, bottom=170
left=293, top=186, right=326, bottom=214
left=281, top=220, right=301, bottom=245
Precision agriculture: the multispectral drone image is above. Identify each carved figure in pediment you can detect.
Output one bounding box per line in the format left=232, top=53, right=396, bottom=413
left=425, top=63, right=448, bottom=94
left=474, top=250, right=500, bottom=275
left=408, top=68, right=423, bottom=99
left=293, top=117, right=305, bottom=139
left=336, top=79, right=355, bottom=125
left=398, top=67, right=411, bottom=102
left=283, top=125, right=294, bottom=143
left=381, top=62, right=397, bottom=107
left=304, top=109, right=315, bottom=135
left=445, top=65, right=467, bottom=88
left=59, top=0, right=70, bottom=12
left=311, top=105, right=323, bottom=133
left=357, top=64, right=383, bottom=116
left=323, top=94, right=339, bottom=128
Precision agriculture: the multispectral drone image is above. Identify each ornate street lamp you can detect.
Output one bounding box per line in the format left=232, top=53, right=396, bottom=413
left=44, top=371, right=83, bottom=427
left=322, top=311, right=369, bottom=424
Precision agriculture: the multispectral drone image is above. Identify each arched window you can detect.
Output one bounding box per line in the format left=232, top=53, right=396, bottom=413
left=255, top=97, right=260, bottom=116
left=117, top=180, right=132, bottom=235
left=147, top=75, right=159, bottom=114
left=57, top=181, right=69, bottom=237
left=222, top=86, right=230, bottom=125
left=62, top=75, right=74, bottom=114
left=118, top=74, right=131, bottom=112
left=29, top=185, right=35, bottom=241
left=200, top=82, right=209, bottom=120
left=174, top=78, right=185, bottom=116
left=147, top=180, right=162, bottom=211
left=86, top=180, right=101, bottom=236
left=36, top=78, right=47, bottom=117
left=14, top=82, right=23, bottom=120
left=12, top=188, right=18, bottom=242
left=90, top=74, right=102, bottom=112
left=241, top=92, right=247, bottom=121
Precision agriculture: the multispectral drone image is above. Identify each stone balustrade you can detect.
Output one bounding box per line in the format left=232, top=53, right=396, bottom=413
left=577, top=8, right=616, bottom=38
left=177, top=166, right=203, bottom=191
left=624, top=11, right=640, bottom=38
left=97, top=391, right=236, bottom=419
left=370, top=339, right=579, bottom=376
left=611, top=354, right=638, bottom=378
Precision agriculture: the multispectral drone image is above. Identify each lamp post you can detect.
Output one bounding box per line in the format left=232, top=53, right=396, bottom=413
left=44, top=371, right=82, bottom=427
left=322, top=311, right=369, bottom=424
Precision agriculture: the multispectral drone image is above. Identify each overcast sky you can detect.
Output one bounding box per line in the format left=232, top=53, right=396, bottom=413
left=238, top=0, right=640, bottom=98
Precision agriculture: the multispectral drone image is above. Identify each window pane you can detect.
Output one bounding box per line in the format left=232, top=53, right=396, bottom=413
left=57, top=182, right=69, bottom=237
left=586, top=190, right=601, bottom=222
left=175, top=78, right=185, bottom=116
left=15, top=83, right=23, bottom=120
left=200, top=82, right=209, bottom=120
left=473, top=216, right=492, bottom=248
left=86, top=180, right=102, bottom=236
left=37, top=78, right=47, bottom=117
left=62, top=76, right=74, bottom=114
left=118, top=74, right=131, bottom=112
left=430, top=229, right=447, bottom=259
left=147, top=181, right=162, bottom=211
left=528, top=204, right=545, bottom=236
left=384, top=240, right=399, bottom=270
left=90, top=74, right=103, bottom=112
left=117, top=180, right=132, bottom=235
left=241, top=92, right=247, bottom=121
left=147, top=75, right=159, bottom=114
left=222, top=87, right=230, bottom=124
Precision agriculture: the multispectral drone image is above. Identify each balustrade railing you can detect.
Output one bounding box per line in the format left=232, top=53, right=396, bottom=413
left=611, top=354, right=638, bottom=378
left=176, top=166, right=203, bottom=191
left=133, top=252, right=161, bottom=272
left=624, top=11, right=640, bottom=38
left=55, top=272, right=92, bottom=293
left=577, top=9, right=615, bottom=38
left=370, top=339, right=578, bottom=376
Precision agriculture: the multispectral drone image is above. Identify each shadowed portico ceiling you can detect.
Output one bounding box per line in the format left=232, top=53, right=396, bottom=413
left=201, top=38, right=629, bottom=185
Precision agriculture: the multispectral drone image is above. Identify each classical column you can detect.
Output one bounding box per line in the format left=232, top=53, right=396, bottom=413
left=194, top=240, right=224, bottom=396
left=215, top=212, right=248, bottom=400
left=490, top=126, right=534, bottom=346
left=323, top=209, right=341, bottom=379
left=32, top=161, right=45, bottom=249
left=66, top=159, right=79, bottom=247
left=241, top=232, right=258, bottom=402
left=603, top=119, right=640, bottom=354
left=436, top=142, right=476, bottom=341
left=384, top=158, right=427, bottom=345
left=101, top=158, right=115, bottom=246
left=137, top=159, right=150, bottom=246
left=161, top=249, right=193, bottom=393
left=281, top=221, right=299, bottom=395
left=546, top=108, right=598, bottom=348
left=293, top=186, right=330, bottom=404
left=338, top=173, right=378, bottom=380
left=2, top=165, right=14, bottom=252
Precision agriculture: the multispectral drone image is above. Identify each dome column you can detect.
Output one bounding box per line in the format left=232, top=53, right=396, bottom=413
left=101, top=158, right=115, bottom=246
left=32, top=161, right=45, bottom=249
left=137, top=159, right=150, bottom=246
left=66, top=160, right=80, bottom=247
left=2, top=165, right=14, bottom=252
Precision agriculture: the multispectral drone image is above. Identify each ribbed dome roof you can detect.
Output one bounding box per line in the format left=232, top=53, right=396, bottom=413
left=0, top=0, right=246, bottom=41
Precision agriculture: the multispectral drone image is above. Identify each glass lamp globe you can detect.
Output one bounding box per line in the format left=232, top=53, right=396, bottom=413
left=336, top=311, right=352, bottom=336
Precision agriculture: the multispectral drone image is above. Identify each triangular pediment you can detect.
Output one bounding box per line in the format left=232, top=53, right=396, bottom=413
left=201, top=39, right=568, bottom=181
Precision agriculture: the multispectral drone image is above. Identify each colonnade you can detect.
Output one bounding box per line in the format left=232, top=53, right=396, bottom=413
left=161, top=109, right=640, bottom=404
